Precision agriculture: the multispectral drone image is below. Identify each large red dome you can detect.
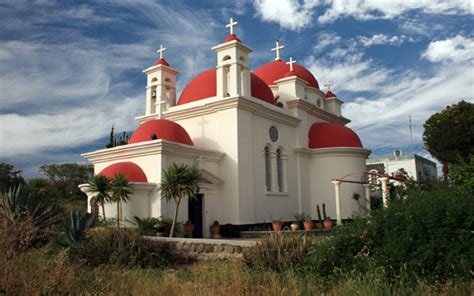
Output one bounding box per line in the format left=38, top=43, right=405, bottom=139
left=99, top=162, right=148, bottom=182
left=129, top=119, right=193, bottom=145
left=178, top=68, right=275, bottom=105
left=308, top=123, right=363, bottom=149
left=254, top=60, right=319, bottom=89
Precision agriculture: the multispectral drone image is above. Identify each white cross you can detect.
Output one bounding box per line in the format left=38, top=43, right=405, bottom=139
left=324, top=81, right=334, bottom=91
left=156, top=98, right=166, bottom=119
left=156, top=44, right=166, bottom=59
left=225, top=17, right=238, bottom=35
left=286, top=57, right=296, bottom=71
left=271, top=40, right=284, bottom=61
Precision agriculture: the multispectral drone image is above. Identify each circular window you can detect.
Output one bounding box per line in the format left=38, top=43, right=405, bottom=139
left=269, top=126, right=279, bottom=142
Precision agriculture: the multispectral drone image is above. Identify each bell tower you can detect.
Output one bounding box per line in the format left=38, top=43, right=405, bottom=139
left=212, top=18, right=252, bottom=99
left=143, top=44, right=179, bottom=117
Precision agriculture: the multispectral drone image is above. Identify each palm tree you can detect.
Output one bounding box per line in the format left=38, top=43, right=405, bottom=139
left=159, top=163, right=201, bottom=237
left=110, top=173, right=132, bottom=228
left=89, top=175, right=111, bottom=220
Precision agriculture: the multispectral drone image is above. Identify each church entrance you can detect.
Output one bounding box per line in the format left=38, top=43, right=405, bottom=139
left=188, top=194, right=203, bottom=238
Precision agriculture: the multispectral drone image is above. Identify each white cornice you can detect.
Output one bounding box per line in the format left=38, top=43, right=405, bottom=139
left=286, top=99, right=351, bottom=125
left=143, top=64, right=179, bottom=75
left=294, top=147, right=371, bottom=158
left=81, top=139, right=225, bottom=164
left=211, top=40, right=253, bottom=53
left=136, top=96, right=301, bottom=127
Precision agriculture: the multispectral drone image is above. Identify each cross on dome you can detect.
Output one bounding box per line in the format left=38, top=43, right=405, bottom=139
left=286, top=57, right=296, bottom=71
left=157, top=44, right=166, bottom=60
left=324, top=81, right=334, bottom=91
left=225, top=17, right=238, bottom=35
left=271, top=40, right=284, bottom=61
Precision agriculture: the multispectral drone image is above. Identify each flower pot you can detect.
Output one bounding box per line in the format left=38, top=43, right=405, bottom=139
left=290, top=223, right=299, bottom=231
left=303, top=221, right=314, bottom=231
left=316, top=223, right=323, bottom=230
left=184, top=224, right=195, bottom=237
left=323, top=219, right=333, bottom=229
left=272, top=222, right=282, bottom=232
left=211, top=225, right=220, bottom=237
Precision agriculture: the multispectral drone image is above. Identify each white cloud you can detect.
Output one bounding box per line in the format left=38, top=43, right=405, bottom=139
left=359, top=34, right=413, bottom=47
left=313, top=32, right=342, bottom=53
left=422, top=35, right=474, bottom=64
left=253, top=0, right=320, bottom=31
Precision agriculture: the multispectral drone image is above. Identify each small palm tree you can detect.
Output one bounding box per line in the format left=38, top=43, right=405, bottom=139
left=89, top=175, right=111, bottom=220
left=159, top=163, right=201, bottom=237
left=110, top=173, right=132, bottom=228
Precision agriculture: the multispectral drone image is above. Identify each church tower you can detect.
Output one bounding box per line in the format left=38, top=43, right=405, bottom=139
left=143, top=44, right=179, bottom=117
left=212, top=18, right=252, bottom=99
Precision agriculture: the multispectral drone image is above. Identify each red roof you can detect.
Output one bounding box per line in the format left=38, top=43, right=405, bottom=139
left=154, top=58, right=170, bottom=66
left=129, top=119, right=193, bottom=145
left=99, top=162, right=148, bottom=182
left=283, top=70, right=297, bottom=79
left=325, top=91, right=336, bottom=98
left=308, top=123, right=363, bottom=149
left=224, top=34, right=241, bottom=43
left=178, top=68, right=275, bottom=105
left=254, top=59, right=319, bottom=89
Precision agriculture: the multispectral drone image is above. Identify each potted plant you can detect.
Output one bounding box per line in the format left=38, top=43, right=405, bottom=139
left=303, top=216, right=314, bottom=231
left=211, top=220, right=220, bottom=238
left=322, top=203, right=333, bottom=229
left=272, top=219, right=283, bottom=232
left=290, top=221, right=299, bottom=231
left=316, top=205, right=324, bottom=229
left=183, top=220, right=195, bottom=237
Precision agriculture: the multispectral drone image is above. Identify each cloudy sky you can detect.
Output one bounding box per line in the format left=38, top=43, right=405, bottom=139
left=0, top=0, right=473, bottom=177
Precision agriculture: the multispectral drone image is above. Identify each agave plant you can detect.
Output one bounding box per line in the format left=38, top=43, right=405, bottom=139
left=0, top=185, right=60, bottom=249
left=59, top=211, right=96, bottom=248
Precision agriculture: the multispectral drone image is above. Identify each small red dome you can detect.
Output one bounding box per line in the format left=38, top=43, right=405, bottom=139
left=178, top=68, right=274, bottom=105
left=154, top=58, right=170, bottom=66
left=224, top=34, right=241, bottom=43
left=129, top=119, right=193, bottom=145
left=99, top=162, right=148, bottom=182
left=325, top=91, right=336, bottom=98
left=308, top=123, right=363, bottom=149
left=254, top=60, right=319, bottom=89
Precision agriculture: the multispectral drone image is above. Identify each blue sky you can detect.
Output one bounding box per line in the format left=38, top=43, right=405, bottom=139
left=0, top=0, right=473, bottom=178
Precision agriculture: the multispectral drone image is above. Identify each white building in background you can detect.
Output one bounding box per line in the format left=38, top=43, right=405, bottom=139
left=367, top=150, right=438, bottom=182
left=80, top=19, right=371, bottom=238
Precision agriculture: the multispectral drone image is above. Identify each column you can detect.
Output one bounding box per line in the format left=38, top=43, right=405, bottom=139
left=379, top=177, right=389, bottom=208
left=363, top=184, right=371, bottom=214
left=332, top=180, right=342, bottom=226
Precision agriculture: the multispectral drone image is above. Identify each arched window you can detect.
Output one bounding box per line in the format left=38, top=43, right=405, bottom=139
left=223, top=55, right=231, bottom=61
left=151, top=77, right=158, bottom=83
left=276, top=148, right=284, bottom=192
left=264, top=146, right=272, bottom=191
left=369, top=169, right=378, bottom=185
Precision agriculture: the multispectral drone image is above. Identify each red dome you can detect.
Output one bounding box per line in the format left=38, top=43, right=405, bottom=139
left=325, top=91, right=336, bottom=98
left=224, top=34, right=241, bottom=43
left=308, top=123, right=363, bottom=149
left=99, top=162, right=148, bottom=182
left=154, top=58, right=170, bottom=66
left=178, top=68, right=274, bottom=105
left=254, top=60, right=319, bottom=89
left=129, top=119, right=193, bottom=145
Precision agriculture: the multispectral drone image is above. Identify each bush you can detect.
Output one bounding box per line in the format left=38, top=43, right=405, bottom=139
left=58, top=211, right=96, bottom=248
left=244, top=232, right=315, bottom=272
left=306, top=185, right=474, bottom=284
left=71, top=228, right=173, bottom=268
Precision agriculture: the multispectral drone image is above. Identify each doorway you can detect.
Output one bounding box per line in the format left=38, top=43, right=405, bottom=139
left=188, top=194, right=203, bottom=238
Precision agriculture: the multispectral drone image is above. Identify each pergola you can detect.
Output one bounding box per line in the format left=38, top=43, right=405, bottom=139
left=331, top=170, right=403, bottom=225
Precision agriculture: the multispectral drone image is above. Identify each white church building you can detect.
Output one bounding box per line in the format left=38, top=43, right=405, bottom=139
left=80, top=19, right=371, bottom=237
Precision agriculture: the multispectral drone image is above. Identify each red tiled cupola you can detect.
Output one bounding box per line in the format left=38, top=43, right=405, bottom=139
left=308, top=122, right=363, bottom=149
left=99, top=162, right=148, bottom=182
left=129, top=119, right=193, bottom=146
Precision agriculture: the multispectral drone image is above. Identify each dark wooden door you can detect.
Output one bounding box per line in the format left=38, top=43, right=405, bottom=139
left=188, top=194, right=203, bottom=238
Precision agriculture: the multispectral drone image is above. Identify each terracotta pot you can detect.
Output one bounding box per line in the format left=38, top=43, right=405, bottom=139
left=290, top=223, right=299, bottom=231
left=316, top=223, right=324, bottom=229
left=323, top=219, right=333, bottom=229
left=303, top=221, right=314, bottom=231
left=184, top=224, right=195, bottom=236
left=272, top=222, right=283, bottom=232
left=211, top=225, right=220, bottom=236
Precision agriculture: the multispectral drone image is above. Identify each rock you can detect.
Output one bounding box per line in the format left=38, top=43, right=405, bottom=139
left=205, top=245, right=214, bottom=253
left=234, top=246, right=242, bottom=253
left=224, top=245, right=235, bottom=254
left=182, top=244, right=190, bottom=252
left=176, top=242, right=184, bottom=251
left=214, top=245, right=224, bottom=252
left=196, top=244, right=205, bottom=253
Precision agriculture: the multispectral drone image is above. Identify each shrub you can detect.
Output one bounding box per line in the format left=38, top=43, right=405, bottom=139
left=0, top=186, right=60, bottom=252
left=71, top=228, right=172, bottom=268
left=58, top=211, right=96, bottom=248
left=244, top=232, right=315, bottom=272
left=306, top=185, right=474, bottom=284
left=133, top=216, right=159, bottom=236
